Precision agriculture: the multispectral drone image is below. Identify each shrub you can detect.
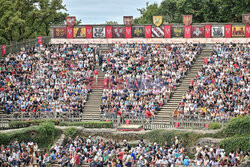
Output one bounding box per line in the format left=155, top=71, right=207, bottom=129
left=0, top=125, right=61, bottom=148
left=224, top=116, right=250, bottom=137
left=220, top=135, right=250, bottom=153
left=144, top=129, right=202, bottom=147
left=209, top=122, right=221, bottom=130
left=59, top=121, right=113, bottom=128
left=8, top=119, right=60, bottom=128
left=38, top=122, right=56, bottom=137
left=64, top=127, right=78, bottom=138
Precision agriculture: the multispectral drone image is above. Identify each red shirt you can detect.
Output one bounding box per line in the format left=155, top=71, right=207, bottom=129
left=146, top=110, right=152, bottom=118
left=74, top=154, right=79, bottom=164
left=94, top=69, right=99, bottom=75
left=107, top=58, right=110, bottom=65
left=118, top=151, right=123, bottom=160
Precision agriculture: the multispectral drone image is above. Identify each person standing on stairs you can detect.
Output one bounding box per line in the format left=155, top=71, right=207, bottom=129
left=98, top=54, right=103, bottom=66
left=94, top=69, right=99, bottom=84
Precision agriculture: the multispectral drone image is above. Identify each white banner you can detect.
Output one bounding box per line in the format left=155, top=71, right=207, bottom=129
left=51, top=38, right=250, bottom=44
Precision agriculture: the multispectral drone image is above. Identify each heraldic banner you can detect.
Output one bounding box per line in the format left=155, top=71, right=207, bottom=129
left=113, top=27, right=125, bottom=38
left=245, top=25, right=250, bottom=38
left=93, top=27, right=106, bottom=38
left=171, top=27, right=184, bottom=38
left=125, top=26, right=132, bottom=38
left=183, top=15, right=192, bottom=26
left=232, top=26, right=245, bottom=37
left=184, top=26, right=191, bottom=38
left=106, top=26, right=112, bottom=38
left=2, top=45, right=6, bottom=56
left=152, top=26, right=164, bottom=38
left=53, top=28, right=66, bottom=38
left=192, top=27, right=204, bottom=38
left=153, top=16, right=163, bottom=27
left=73, top=27, right=86, bottom=38
left=242, top=14, right=250, bottom=26
left=224, top=25, right=232, bottom=38
left=66, top=16, right=76, bottom=28
left=123, top=16, right=133, bottom=26
left=145, top=25, right=151, bottom=38
left=67, top=27, right=73, bottom=39
left=212, top=26, right=224, bottom=38
left=205, top=25, right=211, bottom=38
left=132, top=27, right=144, bottom=38
left=86, top=26, right=93, bottom=38
left=164, top=25, right=171, bottom=38
left=38, top=36, right=43, bottom=45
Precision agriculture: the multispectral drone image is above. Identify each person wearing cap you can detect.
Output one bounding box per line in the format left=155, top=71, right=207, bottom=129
left=160, top=156, right=168, bottom=166
left=183, top=156, right=190, bottom=166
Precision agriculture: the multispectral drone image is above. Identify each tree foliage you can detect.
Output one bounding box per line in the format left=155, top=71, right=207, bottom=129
left=105, top=21, right=118, bottom=25
left=134, top=0, right=250, bottom=24
left=0, top=0, right=68, bottom=44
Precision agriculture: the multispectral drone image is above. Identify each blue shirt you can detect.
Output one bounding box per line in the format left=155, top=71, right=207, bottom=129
left=184, top=159, right=189, bottom=166
left=50, top=153, right=56, bottom=160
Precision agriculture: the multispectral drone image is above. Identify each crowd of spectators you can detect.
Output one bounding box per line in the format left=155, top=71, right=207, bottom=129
left=175, top=43, right=249, bottom=120
left=100, top=43, right=201, bottom=119
left=1, top=137, right=248, bottom=167
left=0, top=43, right=97, bottom=118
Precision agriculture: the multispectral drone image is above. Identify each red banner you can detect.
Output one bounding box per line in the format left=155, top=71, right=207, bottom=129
left=224, top=24, right=232, bottom=38
left=205, top=25, right=211, bottom=38
left=67, top=27, right=73, bottom=39
left=245, top=25, right=250, bottom=38
left=125, top=26, right=132, bottom=38
left=66, top=16, right=76, bottom=28
left=184, top=26, right=191, bottom=38
left=37, top=36, right=43, bottom=45
left=106, top=26, right=112, bottom=38
left=2, top=45, right=6, bottom=56
left=164, top=25, right=171, bottom=38
left=86, top=26, right=93, bottom=38
left=145, top=25, right=151, bottom=38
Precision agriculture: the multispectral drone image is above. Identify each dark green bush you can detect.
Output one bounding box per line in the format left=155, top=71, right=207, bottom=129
left=0, top=123, right=61, bottom=148
left=144, top=129, right=202, bottom=147
left=8, top=119, right=60, bottom=128
left=220, top=135, right=250, bottom=153
left=209, top=122, right=221, bottom=130
left=59, top=121, right=113, bottom=128
left=224, top=116, right=250, bottom=136
left=64, top=127, right=78, bottom=138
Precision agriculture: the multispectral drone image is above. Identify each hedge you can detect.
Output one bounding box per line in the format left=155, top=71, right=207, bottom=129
left=220, top=135, right=250, bottom=153
left=64, top=127, right=78, bottom=138
left=224, top=116, right=250, bottom=137
left=8, top=119, right=60, bottom=129
left=59, top=121, right=113, bottom=128
left=209, top=122, right=221, bottom=130
left=143, top=129, right=202, bottom=147
left=0, top=123, right=61, bottom=148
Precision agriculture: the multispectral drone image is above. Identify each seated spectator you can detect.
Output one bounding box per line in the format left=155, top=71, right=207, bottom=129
left=101, top=43, right=201, bottom=119
left=0, top=44, right=98, bottom=118
left=176, top=43, right=249, bottom=120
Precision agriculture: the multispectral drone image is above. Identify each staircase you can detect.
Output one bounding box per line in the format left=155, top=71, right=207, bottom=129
left=81, top=65, right=105, bottom=121
left=154, top=48, right=213, bottom=123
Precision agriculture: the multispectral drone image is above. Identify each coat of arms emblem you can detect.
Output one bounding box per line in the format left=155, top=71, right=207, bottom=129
left=183, top=15, right=192, bottom=26
left=153, top=16, right=163, bottom=27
